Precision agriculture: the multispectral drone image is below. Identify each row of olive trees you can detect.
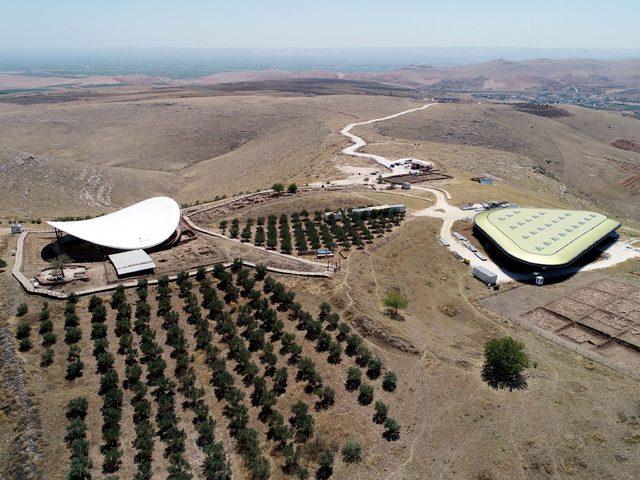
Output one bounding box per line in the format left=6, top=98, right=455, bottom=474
left=194, top=270, right=273, bottom=480
left=37, top=302, right=56, bottom=366
left=263, top=272, right=402, bottom=443
left=162, top=274, right=233, bottom=480
left=88, top=295, right=123, bottom=474
left=208, top=263, right=352, bottom=477
left=64, top=294, right=85, bottom=380
left=138, top=278, right=194, bottom=479
left=64, top=397, right=92, bottom=480
left=106, top=285, right=156, bottom=480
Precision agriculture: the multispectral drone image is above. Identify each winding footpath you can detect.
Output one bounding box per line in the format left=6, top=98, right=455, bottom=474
left=339, top=102, right=640, bottom=284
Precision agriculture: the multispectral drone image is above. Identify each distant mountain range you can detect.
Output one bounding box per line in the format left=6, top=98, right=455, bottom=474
left=348, top=58, right=640, bottom=91
left=1, top=57, right=639, bottom=93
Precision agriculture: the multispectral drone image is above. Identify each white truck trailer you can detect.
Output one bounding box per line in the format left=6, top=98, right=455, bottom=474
left=472, top=266, right=498, bottom=287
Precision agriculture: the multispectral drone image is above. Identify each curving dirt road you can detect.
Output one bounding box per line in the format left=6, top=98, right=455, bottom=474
left=339, top=102, right=640, bottom=284
left=340, top=103, right=435, bottom=173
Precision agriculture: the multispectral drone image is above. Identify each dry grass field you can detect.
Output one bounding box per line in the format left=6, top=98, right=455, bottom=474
left=0, top=87, right=418, bottom=220
left=2, top=81, right=640, bottom=480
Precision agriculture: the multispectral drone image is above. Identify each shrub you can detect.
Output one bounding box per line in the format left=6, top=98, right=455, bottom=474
left=358, top=383, right=374, bottom=405
left=17, top=303, right=28, bottom=316
left=195, top=266, right=207, bottom=281
left=287, top=183, right=298, bottom=194
left=254, top=264, right=267, bottom=281
left=65, top=397, right=92, bottom=480
left=342, top=439, right=362, bottom=463
left=39, top=318, right=53, bottom=335
left=373, top=400, right=388, bottom=424
left=273, top=367, right=288, bottom=396
left=65, top=326, right=82, bottom=344
left=382, top=371, right=397, bottom=392
left=316, top=449, right=334, bottom=479
left=383, top=417, right=400, bottom=441
left=18, top=338, right=33, bottom=352
left=355, top=345, right=372, bottom=368
left=289, top=401, right=314, bottom=442
left=336, top=322, right=350, bottom=342
left=66, top=358, right=84, bottom=380
left=111, top=285, right=126, bottom=310
left=41, top=330, right=56, bottom=347
left=315, top=386, right=335, bottom=410
left=327, top=341, right=342, bottom=364
left=66, top=397, right=89, bottom=420
left=40, top=347, right=54, bottom=367
left=366, top=357, right=383, bottom=379
left=345, top=367, right=361, bottom=391
left=345, top=334, right=361, bottom=356
left=272, top=182, right=285, bottom=194
left=16, top=322, right=30, bottom=339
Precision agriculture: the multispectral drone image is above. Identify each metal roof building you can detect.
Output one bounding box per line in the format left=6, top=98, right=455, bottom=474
left=108, top=249, right=156, bottom=276
left=474, top=208, right=620, bottom=267
left=48, top=197, right=181, bottom=250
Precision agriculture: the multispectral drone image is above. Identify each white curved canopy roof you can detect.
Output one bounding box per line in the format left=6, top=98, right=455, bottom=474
left=48, top=197, right=181, bottom=250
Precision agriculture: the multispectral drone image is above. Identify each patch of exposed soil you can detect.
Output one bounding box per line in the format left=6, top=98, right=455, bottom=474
left=351, top=314, right=419, bottom=354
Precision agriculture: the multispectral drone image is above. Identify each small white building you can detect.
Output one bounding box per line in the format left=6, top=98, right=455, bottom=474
left=10, top=224, right=23, bottom=234
left=109, top=249, right=156, bottom=277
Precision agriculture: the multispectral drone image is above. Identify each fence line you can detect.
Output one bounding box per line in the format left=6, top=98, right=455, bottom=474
left=12, top=230, right=331, bottom=300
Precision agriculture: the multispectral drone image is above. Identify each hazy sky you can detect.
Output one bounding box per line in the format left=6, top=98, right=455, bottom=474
left=2, top=0, right=638, bottom=50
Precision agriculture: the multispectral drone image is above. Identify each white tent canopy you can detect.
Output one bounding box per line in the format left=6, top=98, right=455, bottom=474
left=48, top=197, right=181, bottom=250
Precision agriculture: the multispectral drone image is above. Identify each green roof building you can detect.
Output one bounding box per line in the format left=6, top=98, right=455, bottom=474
left=474, top=208, right=620, bottom=267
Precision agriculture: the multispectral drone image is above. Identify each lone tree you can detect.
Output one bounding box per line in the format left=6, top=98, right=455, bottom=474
left=50, top=254, right=72, bottom=278
left=382, top=288, right=408, bottom=319
left=482, top=336, right=530, bottom=390
left=272, top=183, right=285, bottom=195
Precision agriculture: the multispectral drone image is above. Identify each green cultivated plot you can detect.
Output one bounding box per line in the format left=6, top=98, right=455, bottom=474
left=474, top=208, right=620, bottom=266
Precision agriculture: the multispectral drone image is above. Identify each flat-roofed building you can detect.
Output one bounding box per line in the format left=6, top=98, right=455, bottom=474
left=108, top=249, right=156, bottom=277
left=351, top=204, right=406, bottom=219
